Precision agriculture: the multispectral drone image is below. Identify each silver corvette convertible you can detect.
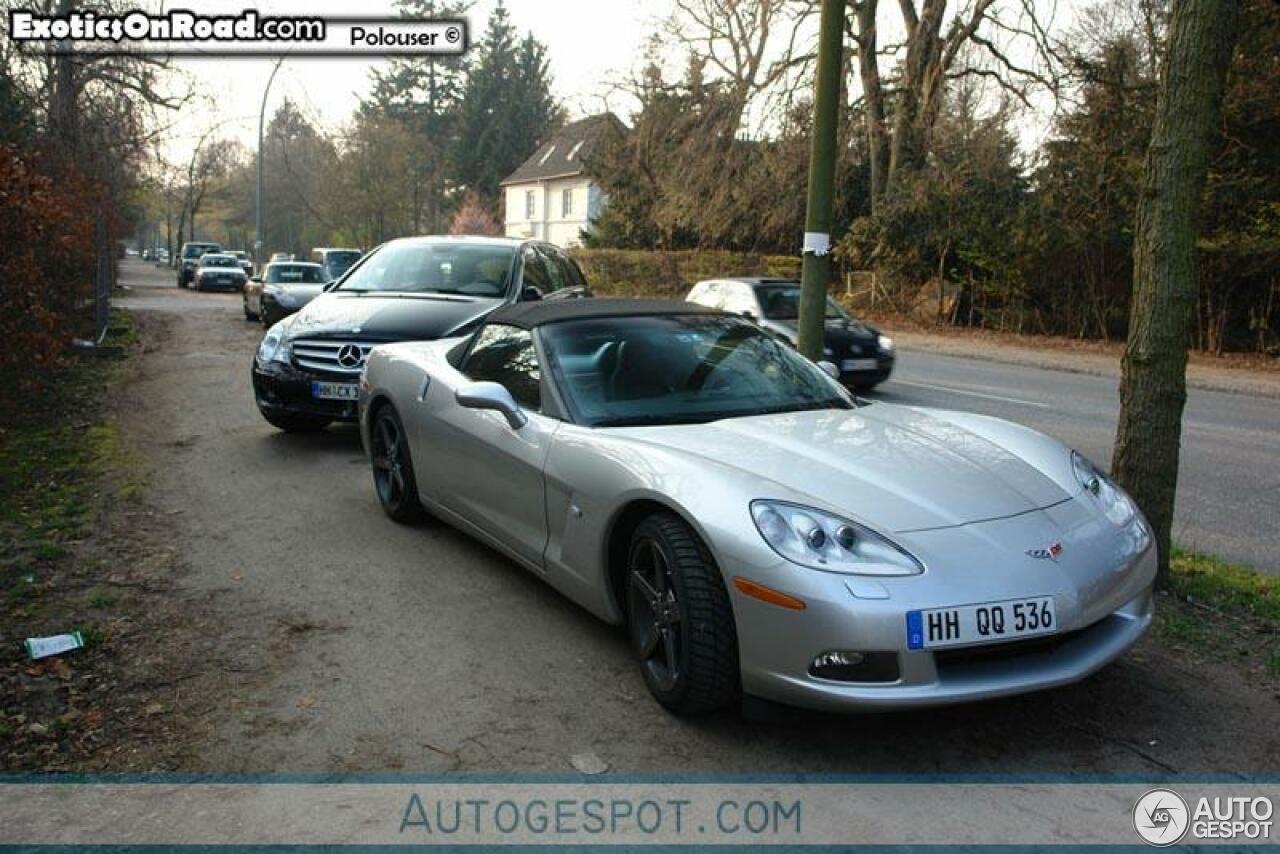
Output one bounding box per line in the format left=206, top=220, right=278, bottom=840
left=359, top=299, right=1155, bottom=715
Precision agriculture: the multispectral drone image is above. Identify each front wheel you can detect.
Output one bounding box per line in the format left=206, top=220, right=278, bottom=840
left=626, top=512, right=738, bottom=715
left=370, top=405, right=424, bottom=523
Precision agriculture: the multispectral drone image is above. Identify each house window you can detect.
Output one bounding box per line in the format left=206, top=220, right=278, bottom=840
left=562, top=188, right=573, bottom=218
left=525, top=190, right=535, bottom=219
left=567, top=140, right=585, bottom=160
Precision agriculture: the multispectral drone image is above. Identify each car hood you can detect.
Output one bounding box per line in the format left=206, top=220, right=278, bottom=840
left=617, top=404, right=1071, bottom=533
left=283, top=291, right=504, bottom=341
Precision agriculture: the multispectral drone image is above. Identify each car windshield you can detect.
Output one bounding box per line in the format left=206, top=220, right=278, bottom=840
left=336, top=242, right=513, bottom=297
left=541, top=315, right=854, bottom=427
left=322, top=251, right=361, bottom=278
left=267, top=264, right=327, bottom=284
left=755, top=284, right=847, bottom=321
left=184, top=244, right=219, bottom=258
left=201, top=256, right=237, bottom=267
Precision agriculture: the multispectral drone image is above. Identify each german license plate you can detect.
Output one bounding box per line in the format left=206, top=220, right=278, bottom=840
left=906, top=597, right=1056, bottom=650
left=311, top=381, right=359, bottom=401
left=842, top=358, right=878, bottom=371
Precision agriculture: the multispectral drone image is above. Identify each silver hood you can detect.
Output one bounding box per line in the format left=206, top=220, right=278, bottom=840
left=616, top=405, right=1072, bottom=533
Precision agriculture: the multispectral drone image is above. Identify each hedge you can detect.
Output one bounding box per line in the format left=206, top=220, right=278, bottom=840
left=569, top=248, right=802, bottom=299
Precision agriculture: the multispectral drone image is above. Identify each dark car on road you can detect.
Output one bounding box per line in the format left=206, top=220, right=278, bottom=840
left=310, top=247, right=363, bottom=283
left=687, top=277, right=896, bottom=391
left=227, top=250, right=254, bottom=276
left=252, top=236, right=589, bottom=432
left=244, top=261, right=328, bottom=326
left=178, top=241, right=222, bottom=287
left=192, top=253, right=248, bottom=292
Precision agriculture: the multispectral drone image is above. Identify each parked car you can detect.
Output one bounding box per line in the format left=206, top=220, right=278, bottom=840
left=686, top=277, right=895, bottom=391
left=310, top=247, right=362, bottom=282
left=156, top=248, right=170, bottom=264
left=226, top=250, right=254, bottom=276
left=252, top=235, right=589, bottom=432
left=141, top=248, right=153, bottom=261
left=244, top=261, right=328, bottom=326
left=359, top=299, right=1155, bottom=715
left=192, top=253, right=248, bottom=292
left=177, top=241, right=223, bottom=287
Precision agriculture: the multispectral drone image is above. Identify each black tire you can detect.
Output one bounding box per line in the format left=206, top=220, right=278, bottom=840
left=261, top=411, right=329, bottom=433
left=370, top=405, right=425, bottom=523
left=626, top=511, right=738, bottom=715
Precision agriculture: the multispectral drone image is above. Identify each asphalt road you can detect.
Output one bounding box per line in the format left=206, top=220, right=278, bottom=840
left=112, top=259, right=1279, bottom=774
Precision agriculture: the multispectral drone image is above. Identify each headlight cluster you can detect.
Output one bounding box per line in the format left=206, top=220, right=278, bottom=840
left=1072, top=452, right=1142, bottom=528
left=750, top=500, right=923, bottom=576
left=877, top=334, right=894, bottom=352
left=256, top=321, right=291, bottom=366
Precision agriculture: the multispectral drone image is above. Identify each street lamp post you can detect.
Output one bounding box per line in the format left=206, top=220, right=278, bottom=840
left=255, top=58, right=284, bottom=272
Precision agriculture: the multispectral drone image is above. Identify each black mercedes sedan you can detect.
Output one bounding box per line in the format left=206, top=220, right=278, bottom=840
left=252, top=236, right=589, bottom=432
left=686, top=277, right=895, bottom=390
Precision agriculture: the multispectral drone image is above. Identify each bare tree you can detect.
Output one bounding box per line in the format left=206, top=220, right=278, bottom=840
left=665, top=0, right=818, bottom=131
left=849, top=0, right=1062, bottom=208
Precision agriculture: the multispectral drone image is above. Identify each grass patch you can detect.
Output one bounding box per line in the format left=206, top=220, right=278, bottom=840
left=87, top=589, right=117, bottom=609
left=1159, top=613, right=1210, bottom=644
left=1169, top=548, right=1279, bottom=626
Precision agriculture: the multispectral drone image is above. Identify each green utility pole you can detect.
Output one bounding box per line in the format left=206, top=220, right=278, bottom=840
left=797, top=0, right=846, bottom=362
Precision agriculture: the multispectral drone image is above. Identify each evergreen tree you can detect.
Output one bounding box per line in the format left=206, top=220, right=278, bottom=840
left=451, top=1, right=561, bottom=207
left=366, top=0, right=470, bottom=233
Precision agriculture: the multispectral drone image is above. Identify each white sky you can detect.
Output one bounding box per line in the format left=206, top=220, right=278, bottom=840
left=160, top=0, right=657, bottom=164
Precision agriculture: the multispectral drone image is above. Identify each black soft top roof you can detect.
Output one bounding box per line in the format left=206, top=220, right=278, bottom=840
left=486, top=298, right=725, bottom=329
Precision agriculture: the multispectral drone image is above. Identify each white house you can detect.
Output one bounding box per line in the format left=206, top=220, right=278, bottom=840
left=501, top=114, right=619, bottom=248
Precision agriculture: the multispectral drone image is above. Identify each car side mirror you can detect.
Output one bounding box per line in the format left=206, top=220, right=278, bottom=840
left=521, top=285, right=544, bottom=302
left=817, top=360, right=840, bottom=380
left=455, top=381, right=527, bottom=429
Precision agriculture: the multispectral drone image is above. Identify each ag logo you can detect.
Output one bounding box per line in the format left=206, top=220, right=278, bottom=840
left=1134, top=789, right=1190, bottom=846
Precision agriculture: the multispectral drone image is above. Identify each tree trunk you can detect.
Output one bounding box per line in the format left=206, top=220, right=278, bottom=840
left=853, top=0, right=890, bottom=208
left=1111, top=0, right=1238, bottom=587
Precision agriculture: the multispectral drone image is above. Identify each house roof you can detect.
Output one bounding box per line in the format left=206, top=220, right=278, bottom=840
left=500, top=114, right=621, bottom=187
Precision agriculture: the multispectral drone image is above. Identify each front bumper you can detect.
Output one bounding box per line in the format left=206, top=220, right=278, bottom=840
left=729, top=508, right=1156, bottom=712
left=197, top=277, right=245, bottom=292
left=252, top=358, right=360, bottom=423
left=837, top=352, right=895, bottom=389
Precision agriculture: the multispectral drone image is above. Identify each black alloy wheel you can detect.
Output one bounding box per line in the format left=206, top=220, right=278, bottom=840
left=371, top=406, right=424, bottom=523
left=626, top=511, right=738, bottom=714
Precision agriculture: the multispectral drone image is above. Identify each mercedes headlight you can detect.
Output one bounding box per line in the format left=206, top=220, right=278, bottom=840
left=1072, top=452, right=1140, bottom=528
left=750, top=500, right=923, bottom=576
left=877, top=334, right=894, bottom=351
left=256, top=321, right=290, bottom=366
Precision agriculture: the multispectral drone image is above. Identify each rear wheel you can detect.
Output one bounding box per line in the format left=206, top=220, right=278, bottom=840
left=626, top=512, right=738, bottom=714
left=261, top=411, right=328, bottom=433
left=371, top=405, right=424, bottom=523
